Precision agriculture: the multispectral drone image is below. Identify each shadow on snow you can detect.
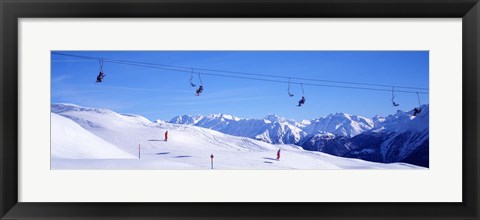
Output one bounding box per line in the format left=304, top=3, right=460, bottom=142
left=156, top=152, right=170, bottom=155
left=174, top=155, right=192, bottom=158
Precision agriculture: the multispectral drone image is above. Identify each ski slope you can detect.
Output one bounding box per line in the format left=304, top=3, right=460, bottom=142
left=51, top=113, right=135, bottom=159
left=51, top=104, right=423, bottom=170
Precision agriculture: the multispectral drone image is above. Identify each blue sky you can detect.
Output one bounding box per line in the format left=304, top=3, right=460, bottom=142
left=51, top=51, right=429, bottom=121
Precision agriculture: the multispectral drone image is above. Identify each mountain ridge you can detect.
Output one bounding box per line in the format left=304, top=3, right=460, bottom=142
left=166, top=104, right=429, bottom=167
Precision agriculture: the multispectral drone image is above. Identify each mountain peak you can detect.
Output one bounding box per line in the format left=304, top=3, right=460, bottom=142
left=300, top=120, right=312, bottom=125
left=264, top=114, right=285, bottom=122
left=306, top=112, right=374, bottom=138
left=169, top=114, right=196, bottom=124
left=332, top=112, right=351, bottom=119
left=209, top=113, right=240, bottom=121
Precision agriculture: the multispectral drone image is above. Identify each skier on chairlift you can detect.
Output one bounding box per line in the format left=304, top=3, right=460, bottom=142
left=96, top=71, right=105, bottom=83
left=297, top=96, right=306, bottom=107
left=413, top=107, right=421, bottom=116
left=195, top=85, right=203, bottom=96
left=413, top=92, right=423, bottom=116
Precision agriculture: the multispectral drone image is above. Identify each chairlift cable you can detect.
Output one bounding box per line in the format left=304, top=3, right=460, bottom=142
left=98, top=59, right=429, bottom=95
left=288, top=77, right=291, bottom=90
left=99, top=59, right=104, bottom=72
left=189, top=68, right=196, bottom=87
left=416, top=92, right=421, bottom=106
left=392, top=86, right=399, bottom=107
left=52, top=52, right=428, bottom=91
left=198, top=72, right=203, bottom=86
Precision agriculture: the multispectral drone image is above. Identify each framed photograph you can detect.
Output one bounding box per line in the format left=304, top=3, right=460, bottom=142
left=1, top=0, right=479, bottom=219
left=49, top=50, right=430, bottom=171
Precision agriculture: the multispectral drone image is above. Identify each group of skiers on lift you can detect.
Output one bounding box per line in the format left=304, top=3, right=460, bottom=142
left=95, top=68, right=422, bottom=115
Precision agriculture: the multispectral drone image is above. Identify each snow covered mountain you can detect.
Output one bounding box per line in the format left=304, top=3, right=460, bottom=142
left=303, top=113, right=374, bottom=137
left=170, top=112, right=375, bottom=144
left=299, top=132, right=356, bottom=156
left=170, top=113, right=306, bottom=144
left=50, top=103, right=422, bottom=169
left=169, top=105, right=429, bottom=167
left=301, top=105, right=429, bottom=167
left=344, top=105, right=429, bottom=167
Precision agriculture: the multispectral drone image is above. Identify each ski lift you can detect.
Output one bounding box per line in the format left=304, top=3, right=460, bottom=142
left=297, top=83, right=306, bottom=107
left=287, top=77, right=294, bottom=97
left=413, top=92, right=422, bottom=116
left=195, top=73, right=204, bottom=96
left=392, top=86, right=400, bottom=107
left=96, top=59, right=106, bottom=83
left=189, top=68, right=196, bottom=87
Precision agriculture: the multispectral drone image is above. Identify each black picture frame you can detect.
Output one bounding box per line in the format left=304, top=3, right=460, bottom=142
left=1, top=0, right=479, bottom=219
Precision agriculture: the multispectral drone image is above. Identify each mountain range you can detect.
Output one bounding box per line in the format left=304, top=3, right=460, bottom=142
left=168, top=105, right=429, bottom=167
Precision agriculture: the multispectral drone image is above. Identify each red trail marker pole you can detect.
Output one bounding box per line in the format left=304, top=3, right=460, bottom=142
left=210, top=154, right=214, bottom=169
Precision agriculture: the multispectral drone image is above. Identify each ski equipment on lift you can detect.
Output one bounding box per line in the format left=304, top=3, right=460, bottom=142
left=96, top=59, right=106, bottom=83
left=195, top=73, right=204, bottom=96
left=189, top=68, right=196, bottom=87
left=413, top=92, right=422, bottom=116
left=287, top=77, right=294, bottom=97
left=392, top=86, right=400, bottom=107
left=297, top=83, right=306, bottom=107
